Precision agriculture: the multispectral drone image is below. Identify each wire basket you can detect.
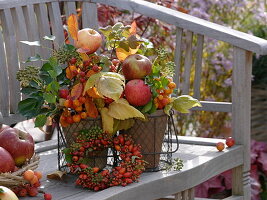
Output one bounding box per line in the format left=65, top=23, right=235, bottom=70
left=57, top=110, right=179, bottom=172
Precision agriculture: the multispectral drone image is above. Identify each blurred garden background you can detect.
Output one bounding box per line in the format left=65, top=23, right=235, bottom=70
left=90, top=0, right=267, bottom=199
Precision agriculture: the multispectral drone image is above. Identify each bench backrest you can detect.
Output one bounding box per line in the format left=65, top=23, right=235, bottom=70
left=1, top=0, right=267, bottom=172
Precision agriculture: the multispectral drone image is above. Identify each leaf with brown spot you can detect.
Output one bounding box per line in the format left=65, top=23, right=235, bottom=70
left=71, top=83, right=83, bottom=100
left=47, top=170, right=66, bottom=180
left=67, top=14, right=78, bottom=40
left=85, top=98, right=99, bottom=118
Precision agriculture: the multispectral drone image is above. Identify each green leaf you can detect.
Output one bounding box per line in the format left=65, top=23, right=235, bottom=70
left=99, top=25, right=112, bottom=37
left=48, top=70, right=57, bottom=79
left=21, top=87, right=37, bottom=95
left=47, top=81, right=60, bottom=94
left=18, top=98, right=39, bottom=118
left=43, top=93, right=56, bottom=103
left=43, top=35, right=56, bottom=41
left=23, top=54, right=41, bottom=63
left=29, top=80, right=40, bottom=89
left=62, top=148, right=72, bottom=163
left=172, top=95, right=202, bottom=113
left=0, top=188, right=4, bottom=193
left=41, top=63, right=53, bottom=72
left=118, top=41, right=129, bottom=52
left=148, top=103, right=157, bottom=114
left=35, top=114, right=47, bottom=127
left=128, top=35, right=143, bottom=49
left=112, top=22, right=123, bottom=31
left=141, top=100, right=153, bottom=113
left=20, top=40, right=41, bottom=46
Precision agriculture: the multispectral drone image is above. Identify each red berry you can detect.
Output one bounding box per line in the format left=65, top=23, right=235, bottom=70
left=216, top=142, right=225, bottom=151
left=59, top=89, right=69, bottom=99
left=19, top=188, right=27, bottom=197
left=72, top=156, right=79, bottom=162
left=112, top=59, right=120, bottom=66
left=44, top=193, right=52, bottom=200
left=92, top=65, right=99, bottom=72
left=92, top=167, right=100, bottom=173
left=69, top=57, right=77, bottom=64
left=226, top=137, right=235, bottom=148
left=27, top=187, right=38, bottom=197
left=83, top=60, right=90, bottom=67
left=79, top=71, right=86, bottom=77
left=80, top=78, right=86, bottom=83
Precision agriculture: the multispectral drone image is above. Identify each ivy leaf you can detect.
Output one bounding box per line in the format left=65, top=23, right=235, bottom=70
left=23, top=54, right=41, bottom=63
left=41, top=63, right=53, bottom=72
left=18, top=98, right=39, bottom=118
left=43, top=35, right=56, bottom=41
left=43, top=93, right=56, bottom=103
left=35, top=114, right=47, bottom=127
left=47, top=81, right=60, bottom=94
left=49, top=56, right=58, bottom=68
left=172, top=95, right=202, bottom=113
left=21, top=87, right=37, bottom=95
left=20, top=40, right=41, bottom=46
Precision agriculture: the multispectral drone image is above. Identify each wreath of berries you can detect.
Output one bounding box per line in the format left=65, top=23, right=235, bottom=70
left=64, top=126, right=146, bottom=191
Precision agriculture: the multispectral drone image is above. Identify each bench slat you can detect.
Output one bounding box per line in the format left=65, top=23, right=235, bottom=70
left=174, top=27, right=183, bottom=90
left=193, top=34, right=204, bottom=99
left=0, top=9, right=20, bottom=114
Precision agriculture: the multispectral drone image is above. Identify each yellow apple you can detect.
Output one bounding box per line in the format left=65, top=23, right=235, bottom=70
left=75, top=28, right=102, bottom=54
left=0, top=186, right=19, bottom=200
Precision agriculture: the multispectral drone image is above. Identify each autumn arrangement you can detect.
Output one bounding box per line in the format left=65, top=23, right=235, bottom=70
left=14, top=14, right=201, bottom=191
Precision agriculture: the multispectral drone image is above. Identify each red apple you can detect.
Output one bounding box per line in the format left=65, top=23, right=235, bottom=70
left=125, top=79, right=152, bottom=106
left=0, top=124, right=10, bottom=133
left=226, top=137, right=235, bottom=148
left=0, top=128, right=34, bottom=166
left=0, top=147, right=15, bottom=173
left=59, top=89, right=69, bottom=99
left=74, top=28, right=102, bottom=54
left=122, top=54, right=152, bottom=80
left=0, top=186, right=19, bottom=200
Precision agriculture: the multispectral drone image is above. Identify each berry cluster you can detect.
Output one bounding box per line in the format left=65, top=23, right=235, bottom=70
left=64, top=128, right=146, bottom=191
left=59, top=56, right=118, bottom=127
left=11, top=170, right=42, bottom=197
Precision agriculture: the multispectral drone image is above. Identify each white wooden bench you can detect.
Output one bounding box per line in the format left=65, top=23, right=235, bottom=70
left=1, top=0, right=267, bottom=199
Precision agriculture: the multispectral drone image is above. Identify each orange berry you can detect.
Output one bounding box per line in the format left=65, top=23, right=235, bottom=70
left=34, top=171, right=43, bottom=180
left=30, top=175, right=38, bottom=185
left=73, top=99, right=81, bottom=108
left=69, top=65, right=77, bottom=72
left=79, top=96, right=86, bottom=104
left=168, top=82, right=176, bottom=89
left=23, top=170, right=35, bottom=181
left=164, top=88, right=173, bottom=95
left=64, top=99, right=73, bottom=108
left=66, top=116, right=74, bottom=124
left=161, top=97, right=170, bottom=106
left=80, top=112, right=87, bottom=119
left=216, top=142, right=225, bottom=151
left=153, top=98, right=158, bottom=104
left=73, top=114, right=81, bottom=123
left=158, top=95, right=163, bottom=100
left=75, top=106, right=83, bottom=112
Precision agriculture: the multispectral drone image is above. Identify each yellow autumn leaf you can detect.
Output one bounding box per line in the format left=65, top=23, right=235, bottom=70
left=96, top=76, right=125, bottom=101
left=100, top=107, right=114, bottom=134
left=67, top=14, right=78, bottom=41
left=79, top=52, right=90, bottom=61
left=108, top=98, right=145, bottom=120
left=116, top=47, right=139, bottom=61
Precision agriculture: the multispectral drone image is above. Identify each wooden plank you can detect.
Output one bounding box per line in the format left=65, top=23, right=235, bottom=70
left=47, top=2, right=65, bottom=46
left=182, top=31, right=193, bottom=95
left=173, top=27, right=183, bottom=90
left=0, top=22, right=10, bottom=117
left=23, top=4, right=42, bottom=58
left=0, top=8, right=20, bottom=114
left=0, top=0, right=58, bottom=9
left=11, top=6, right=32, bottom=68
left=193, top=34, right=204, bottom=99
left=90, top=0, right=267, bottom=55
left=174, top=193, right=181, bottom=200
left=174, top=136, right=225, bottom=146
left=82, top=2, right=98, bottom=30
left=34, top=3, right=52, bottom=59
left=35, top=139, right=58, bottom=153
left=231, top=47, right=252, bottom=199
left=182, top=190, right=188, bottom=200
left=2, top=114, right=26, bottom=125
left=187, top=101, right=232, bottom=112
left=223, top=196, right=243, bottom=200
left=188, top=188, right=194, bottom=200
